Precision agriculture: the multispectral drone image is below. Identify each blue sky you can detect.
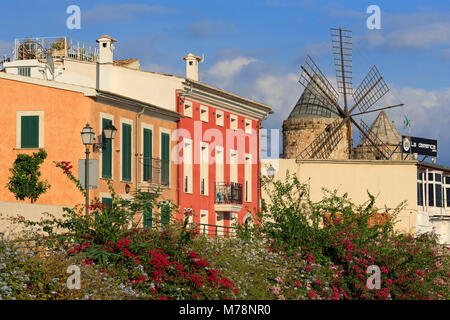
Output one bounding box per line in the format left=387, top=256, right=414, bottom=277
left=1, top=0, right=449, bottom=165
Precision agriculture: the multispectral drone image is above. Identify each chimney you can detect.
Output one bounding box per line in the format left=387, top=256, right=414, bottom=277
left=96, top=35, right=117, bottom=64
left=182, top=53, right=203, bottom=81
left=96, top=35, right=117, bottom=91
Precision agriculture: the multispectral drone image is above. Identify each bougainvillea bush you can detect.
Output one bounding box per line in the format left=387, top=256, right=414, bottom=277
left=3, top=164, right=448, bottom=300
left=251, top=172, right=449, bottom=300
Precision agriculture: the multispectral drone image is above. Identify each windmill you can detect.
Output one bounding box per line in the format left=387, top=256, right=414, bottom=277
left=297, top=28, right=403, bottom=160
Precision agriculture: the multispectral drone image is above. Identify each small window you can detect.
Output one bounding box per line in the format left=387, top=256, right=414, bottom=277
left=436, top=184, right=443, bottom=208
left=417, top=183, right=423, bottom=206
left=200, top=105, right=208, bottom=122
left=428, top=173, right=434, bottom=181
left=446, top=187, right=450, bottom=207
left=18, top=67, right=31, bottom=77
left=245, top=119, right=252, bottom=134
left=184, top=101, right=192, bottom=118
left=20, top=115, right=39, bottom=148
left=428, top=185, right=434, bottom=207
left=230, top=115, right=238, bottom=130
left=216, top=110, right=224, bottom=127
left=445, top=176, right=450, bottom=185
left=435, top=173, right=442, bottom=183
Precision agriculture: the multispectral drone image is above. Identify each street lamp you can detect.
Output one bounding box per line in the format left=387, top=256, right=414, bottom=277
left=267, top=164, right=276, bottom=179
left=81, top=122, right=116, bottom=217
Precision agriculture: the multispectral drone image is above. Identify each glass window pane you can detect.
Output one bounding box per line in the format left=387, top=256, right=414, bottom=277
left=428, top=173, right=434, bottom=181
left=446, top=188, right=450, bottom=207
left=435, top=173, right=442, bottom=183
left=436, top=184, right=442, bottom=207
left=417, top=183, right=423, bottom=206
left=428, top=184, right=434, bottom=207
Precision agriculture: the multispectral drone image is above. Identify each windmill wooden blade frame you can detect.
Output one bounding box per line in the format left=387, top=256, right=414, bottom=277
left=331, top=28, right=353, bottom=96
left=352, top=66, right=389, bottom=114
left=355, top=119, right=391, bottom=159
left=299, top=55, right=340, bottom=110
left=297, top=118, right=344, bottom=159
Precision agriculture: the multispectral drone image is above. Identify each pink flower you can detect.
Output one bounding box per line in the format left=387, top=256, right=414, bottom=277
left=271, top=285, right=280, bottom=294
left=275, top=277, right=283, bottom=283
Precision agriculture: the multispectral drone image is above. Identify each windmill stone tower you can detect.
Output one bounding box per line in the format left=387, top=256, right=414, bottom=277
left=282, top=75, right=351, bottom=159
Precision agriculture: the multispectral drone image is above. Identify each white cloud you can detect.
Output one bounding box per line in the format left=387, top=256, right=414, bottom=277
left=207, top=57, right=257, bottom=79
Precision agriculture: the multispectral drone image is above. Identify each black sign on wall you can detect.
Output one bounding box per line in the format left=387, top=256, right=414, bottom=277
left=402, top=136, right=438, bottom=157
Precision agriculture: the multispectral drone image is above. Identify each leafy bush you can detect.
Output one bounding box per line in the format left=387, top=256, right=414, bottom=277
left=248, top=172, right=450, bottom=300
left=6, top=149, right=50, bottom=203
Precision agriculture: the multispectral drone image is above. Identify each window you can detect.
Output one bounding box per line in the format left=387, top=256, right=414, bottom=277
left=200, top=105, right=208, bottom=122
left=447, top=187, right=450, bottom=207
left=417, top=182, right=423, bottom=206
left=230, top=150, right=238, bottom=183
left=161, top=132, right=170, bottom=187
left=21, top=116, right=39, bottom=148
left=245, top=154, right=252, bottom=202
left=143, top=208, right=152, bottom=228
left=183, top=138, right=193, bottom=193
left=215, top=147, right=224, bottom=183
left=445, top=176, right=450, bottom=207
left=184, top=101, right=192, bottom=118
left=143, top=128, right=153, bottom=182
left=102, top=118, right=113, bottom=179
left=200, top=142, right=209, bottom=196
left=436, top=183, right=443, bottom=208
left=17, top=111, right=44, bottom=149
left=121, top=122, right=132, bottom=182
left=230, top=114, right=238, bottom=130
left=18, top=67, right=31, bottom=77
left=161, top=203, right=170, bottom=226
left=216, top=110, right=224, bottom=127
left=428, top=181, right=435, bottom=207
left=245, top=119, right=252, bottom=134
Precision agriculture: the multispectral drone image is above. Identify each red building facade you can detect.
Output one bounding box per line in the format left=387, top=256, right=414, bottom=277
left=174, top=80, right=271, bottom=234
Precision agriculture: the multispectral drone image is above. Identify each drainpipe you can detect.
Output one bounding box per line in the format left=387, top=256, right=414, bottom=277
left=136, top=107, right=145, bottom=192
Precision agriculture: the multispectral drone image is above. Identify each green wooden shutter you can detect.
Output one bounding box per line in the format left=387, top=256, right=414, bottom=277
left=143, top=208, right=152, bottom=228
left=96, top=197, right=113, bottom=222
left=102, top=118, right=113, bottom=178
left=21, top=116, right=39, bottom=148
left=161, top=133, right=170, bottom=186
left=143, top=128, right=153, bottom=181
left=122, top=123, right=132, bottom=181
left=161, top=204, right=170, bottom=226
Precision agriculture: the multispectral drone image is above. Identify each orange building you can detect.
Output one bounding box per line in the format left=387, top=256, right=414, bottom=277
left=0, top=73, right=180, bottom=223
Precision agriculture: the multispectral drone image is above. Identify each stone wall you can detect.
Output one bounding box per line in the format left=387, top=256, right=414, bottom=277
left=282, top=117, right=351, bottom=160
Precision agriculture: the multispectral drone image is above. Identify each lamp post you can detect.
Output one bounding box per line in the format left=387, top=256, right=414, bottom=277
left=81, top=122, right=117, bottom=217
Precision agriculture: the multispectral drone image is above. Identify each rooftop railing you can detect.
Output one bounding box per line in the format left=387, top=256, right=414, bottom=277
left=13, top=37, right=99, bottom=62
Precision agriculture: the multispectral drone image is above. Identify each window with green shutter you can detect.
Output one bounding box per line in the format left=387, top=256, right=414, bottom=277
left=161, top=204, right=170, bottom=226
left=102, top=118, right=113, bottom=178
left=143, top=128, right=153, bottom=182
left=161, top=133, right=170, bottom=187
left=96, top=197, right=113, bottom=221
left=122, top=123, right=132, bottom=182
left=21, top=116, right=39, bottom=148
left=143, top=209, right=152, bottom=228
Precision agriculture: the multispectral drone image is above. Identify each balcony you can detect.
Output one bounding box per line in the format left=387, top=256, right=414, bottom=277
left=214, top=182, right=243, bottom=212
left=13, top=37, right=99, bottom=62
left=140, top=157, right=170, bottom=189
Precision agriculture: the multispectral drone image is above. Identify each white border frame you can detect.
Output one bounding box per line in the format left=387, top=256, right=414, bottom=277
left=16, top=111, right=44, bottom=149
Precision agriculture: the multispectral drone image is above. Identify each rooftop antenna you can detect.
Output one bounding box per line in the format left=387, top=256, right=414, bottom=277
left=296, top=27, right=404, bottom=160
left=46, top=48, right=55, bottom=80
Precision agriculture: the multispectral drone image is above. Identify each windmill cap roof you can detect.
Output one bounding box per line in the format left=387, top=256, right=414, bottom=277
left=357, top=111, right=402, bottom=147
left=288, top=74, right=340, bottom=119
left=96, top=35, right=118, bottom=43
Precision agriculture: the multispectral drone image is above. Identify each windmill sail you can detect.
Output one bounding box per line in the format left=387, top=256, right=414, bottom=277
left=331, top=28, right=353, bottom=95
left=352, top=66, right=389, bottom=114
left=356, top=119, right=392, bottom=159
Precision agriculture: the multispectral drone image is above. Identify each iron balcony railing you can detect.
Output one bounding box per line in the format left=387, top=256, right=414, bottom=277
left=190, top=223, right=237, bottom=238
left=215, top=182, right=243, bottom=205
left=13, top=37, right=99, bottom=62
left=141, top=157, right=170, bottom=187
